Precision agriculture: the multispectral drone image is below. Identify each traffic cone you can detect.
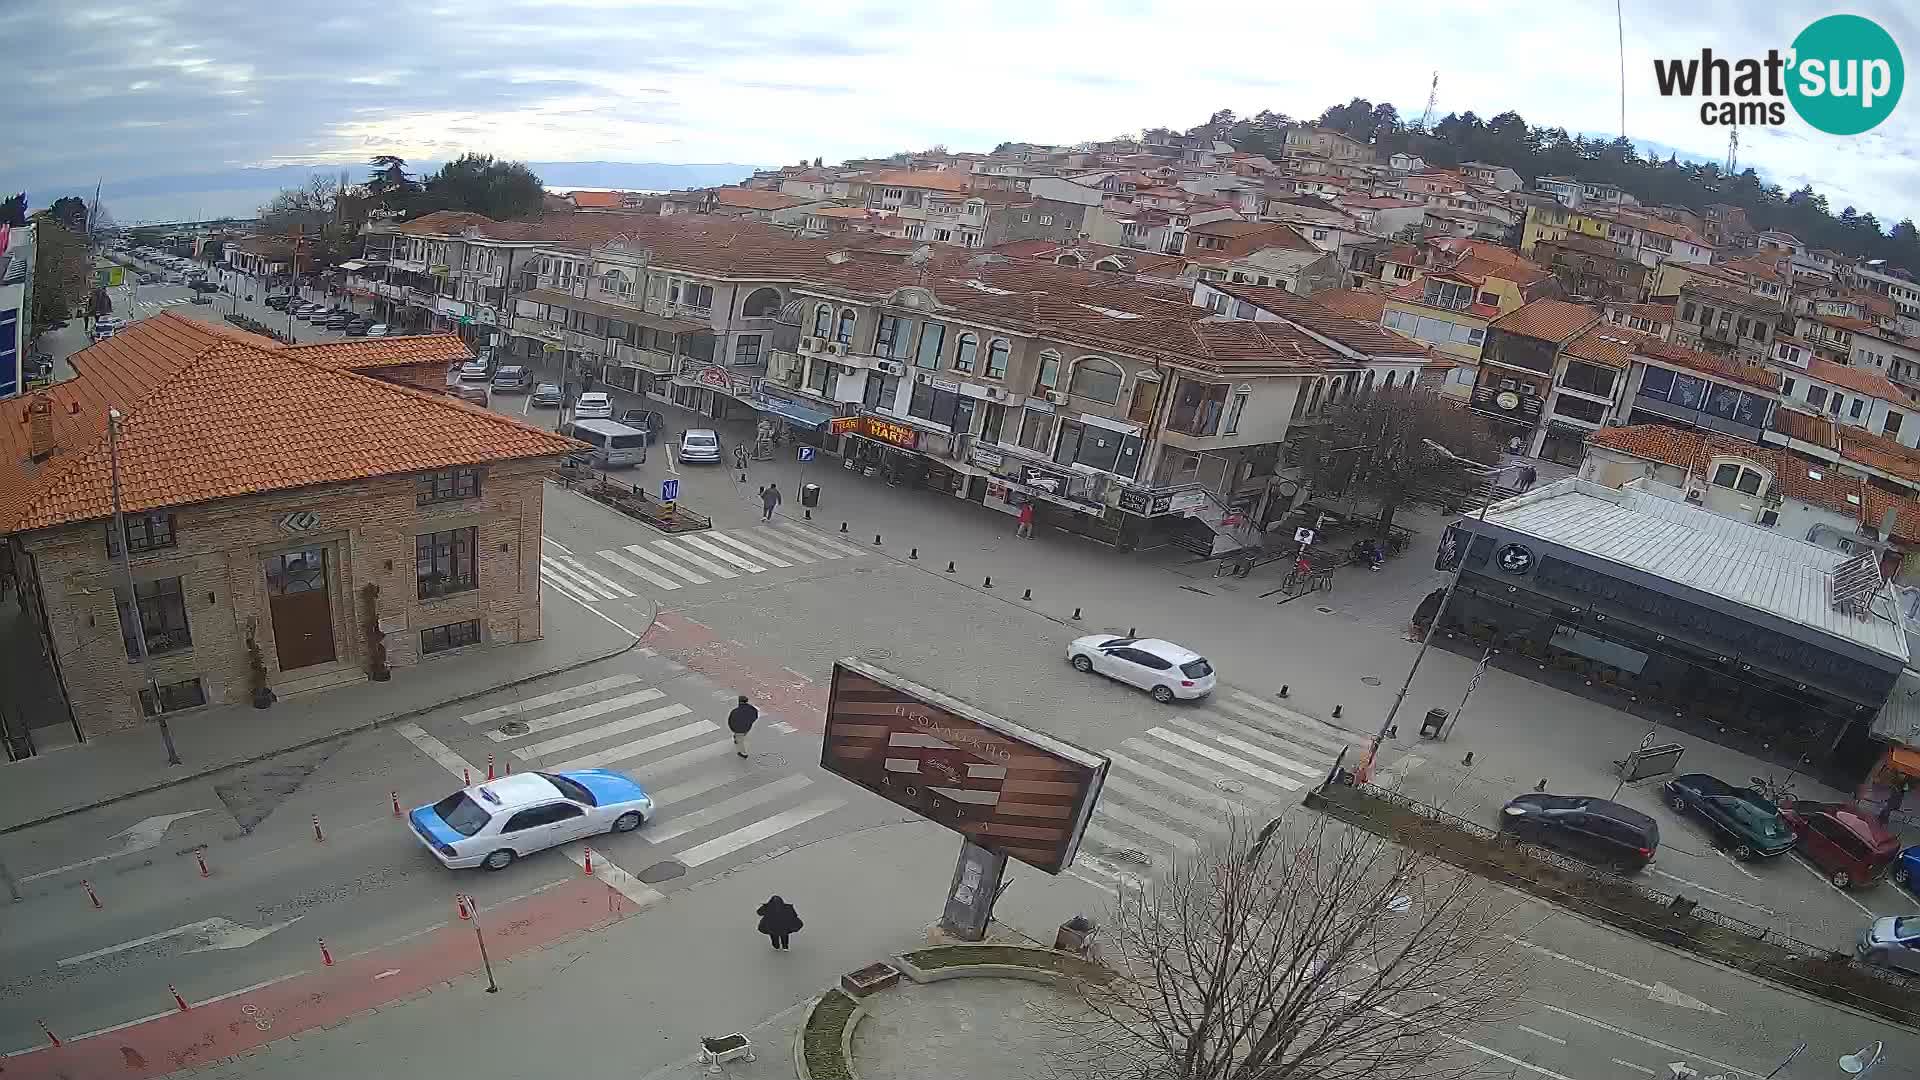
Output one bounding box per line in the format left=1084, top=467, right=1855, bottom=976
left=487, top=753, right=496, bottom=781
left=319, top=938, right=334, bottom=967
left=457, top=894, right=472, bottom=921
left=583, top=846, right=595, bottom=876
left=171, top=984, right=190, bottom=1012
left=391, top=790, right=402, bottom=817
left=82, top=879, right=101, bottom=909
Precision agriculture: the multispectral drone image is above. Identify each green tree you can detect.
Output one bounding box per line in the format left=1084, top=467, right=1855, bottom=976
left=48, top=196, right=88, bottom=234
left=28, top=218, right=89, bottom=335
left=365, top=155, right=420, bottom=212
left=408, top=153, right=545, bottom=221
left=87, top=285, right=112, bottom=327
left=0, top=194, right=25, bottom=227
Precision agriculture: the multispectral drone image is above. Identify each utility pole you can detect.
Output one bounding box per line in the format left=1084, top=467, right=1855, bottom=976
left=108, top=408, right=181, bottom=767
left=1418, top=71, right=1440, bottom=132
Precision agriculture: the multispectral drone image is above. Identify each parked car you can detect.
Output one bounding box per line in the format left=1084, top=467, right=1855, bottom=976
left=530, top=382, right=564, bottom=408
left=90, top=316, right=126, bottom=341
left=364, top=323, right=389, bottom=337
left=1066, top=635, right=1216, bottom=703
left=573, top=391, right=613, bottom=420
left=456, top=360, right=491, bottom=385
left=1781, top=801, right=1900, bottom=888
left=190, top=293, right=212, bottom=304
left=190, top=279, right=217, bottom=293
left=618, top=407, right=665, bottom=443
left=1660, top=773, right=1796, bottom=861
left=1856, top=916, right=1920, bottom=974
left=491, top=365, right=532, bottom=392
left=454, top=384, right=490, bottom=406
left=1896, top=844, right=1920, bottom=890
left=407, top=770, right=653, bottom=871
left=1498, top=793, right=1659, bottom=873
left=325, top=313, right=354, bottom=329
left=677, top=426, right=722, bottom=463
left=265, top=295, right=291, bottom=310
left=346, top=320, right=372, bottom=336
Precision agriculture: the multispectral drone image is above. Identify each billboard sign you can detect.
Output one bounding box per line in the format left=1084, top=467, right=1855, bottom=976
left=822, top=660, right=1107, bottom=875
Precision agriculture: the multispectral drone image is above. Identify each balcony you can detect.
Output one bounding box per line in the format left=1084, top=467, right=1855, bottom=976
left=512, top=316, right=566, bottom=346
left=616, top=342, right=676, bottom=374
left=563, top=329, right=611, bottom=357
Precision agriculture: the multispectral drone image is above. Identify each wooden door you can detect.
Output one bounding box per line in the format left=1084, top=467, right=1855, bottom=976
left=266, top=548, right=336, bottom=671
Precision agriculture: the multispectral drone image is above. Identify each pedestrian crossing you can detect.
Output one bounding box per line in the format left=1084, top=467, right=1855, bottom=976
left=455, top=668, right=846, bottom=875
left=133, top=297, right=193, bottom=313
left=1067, top=689, right=1367, bottom=896
left=539, top=523, right=869, bottom=602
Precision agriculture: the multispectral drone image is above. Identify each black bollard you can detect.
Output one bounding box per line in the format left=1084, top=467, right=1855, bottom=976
left=1385, top=725, right=1398, bottom=740
left=1129, top=627, right=1136, bottom=637
left=1071, top=608, right=1082, bottom=620
left=909, top=548, right=918, bottom=559
left=1461, top=752, right=1474, bottom=767
left=1332, top=704, right=1343, bottom=718
left=1534, top=778, right=1548, bottom=792
left=1021, top=588, right=1032, bottom=600
left=983, top=576, right=994, bottom=588
left=946, top=561, right=955, bottom=573
left=840, top=522, right=849, bottom=533
left=804, top=508, right=811, bottom=520
left=1278, top=684, right=1289, bottom=698
left=874, top=534, right=882, bottom=545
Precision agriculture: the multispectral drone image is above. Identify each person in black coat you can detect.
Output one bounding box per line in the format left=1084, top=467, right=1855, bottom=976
left=757, top=895, right=802, bottom=950
left=727, top=695, right=758, bottom=758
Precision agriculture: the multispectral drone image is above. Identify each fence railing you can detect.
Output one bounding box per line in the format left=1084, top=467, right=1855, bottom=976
left=550, top=466, right=711, bottom=534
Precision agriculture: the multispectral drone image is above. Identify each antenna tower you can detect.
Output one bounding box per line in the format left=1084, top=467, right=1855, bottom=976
left=1418, top=71, right=1439, bottom=131
left=1724, top=127, right=1739, bottom=176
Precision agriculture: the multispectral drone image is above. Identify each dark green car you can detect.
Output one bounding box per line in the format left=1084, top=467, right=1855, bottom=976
left=1661, top=772, right=1795, bottom=860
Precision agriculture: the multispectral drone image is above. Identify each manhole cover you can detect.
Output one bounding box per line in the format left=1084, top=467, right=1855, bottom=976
left=636, top=860, right=686, bottom=884
left=497, top=720, right=529, bottom=736
left=1361, top=676, right=1382, bottom=686
left=861, top=648, right=897, bottom=662
left=1315, top=605, right=1335, bottom=614
left=1108, top=849, right=1152, bottom=867
left=1213, top=778, right=1245, bottom=794
left=752, top=754, right=790, bottom=769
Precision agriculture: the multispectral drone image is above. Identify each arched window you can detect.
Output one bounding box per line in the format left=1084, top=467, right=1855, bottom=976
left=1035, top=349, right=1062, bottom=393
left=812, top=304, right=832, bottom=337
left=742, top=288, right=782, bottom=317
left=1363, top=370, right=1377, bottom=394
left=1383, top=371, right=1398, bottom=390
left=600, top=269, right=630, bottom=297
left=835, top=308, right=857, bottom=345
left=1307, top=380, right=1324, bottom=413
left=1056, top=254, right=1082, bottom=267
left=986, top=339, right=1010, bottom=380
left=1096, top=257, right=1125, bottom=271
left=953, top=333, right=979, bottom=374
left=1067, top=356, right=1125, bottom=404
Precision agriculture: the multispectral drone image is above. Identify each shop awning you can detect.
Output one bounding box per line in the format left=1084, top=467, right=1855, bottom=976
left=757, top=397, right=834, bottom=430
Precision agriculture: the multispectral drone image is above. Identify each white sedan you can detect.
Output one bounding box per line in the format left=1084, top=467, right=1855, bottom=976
left=407, top=770, right=654, bottom=871
left=1067, top=635, right=1216, bottom=702
left=574, top=392, right=614, bottom=420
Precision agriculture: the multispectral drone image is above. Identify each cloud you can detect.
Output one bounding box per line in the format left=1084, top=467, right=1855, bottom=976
left=9, top=0, right=1919, bottom=227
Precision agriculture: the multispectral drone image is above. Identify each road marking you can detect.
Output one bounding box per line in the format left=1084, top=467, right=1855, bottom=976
left=1147, top=728, right=1306, bottom=791
left=772, top=524, right=862, bottom=557
left=541, top=570, right=604, bottom=605
left=665, top=444, right=679, bottom=474
left=547, top=719, right=715, bottom=772
left=463, top=675, right=642, bottom=725
left=58, top=916, right=304, bottom=966
left=1788, top=852, right=1877, bottom=917
left=770, top=720, right=796, bottom=734
left=1204, top=730, right=1328, bottom=780
left=676, top=534, right=766, bottom=572
left=538, top=572, right=644, bottom=640
left=1118, top=738, right=1293, bottom=800
left=1204, top=700, right=1355, bottom=758
left=190, top=970, right=306, bottom=1007
left=597, top=549, right=685, bottom=591
left=647, top=539, right=737, bottom=579
left=1613, top=1060, right=1657, bottom=1076
left=484, top=688, right=666, bottom=740
left=374, top=969, right=401, bottom=980
left=674, top=796, right=845, bottom=867
left=1533, top=1004, right=1760, bottom=1079
left=1100, top=776, right=1222, bottom=833
left=22, top=809, right=215, bottom=881
left=542, top=535, right=575, bottom=556
left=548, top=553, right=638, bottom=597
left=646, top=775, right=816, bottom=844
left=512, top=705, right=696, bottom=760
left=629, top=740, right=737, bottom=784
left=611, top=543, right=711, bottom=584
left=65, top=1010, right=175, bottom=1043
left=541, top=561, right=612, bottom=601
left=705, top=530, right=793, bottom=567
left=734, top=530, right=818, bottom=564
left=1502, top=936, right=1722, bottom=1013
left=649, top=769, right=748, bottom=806
left=1106, top=750, right=1262, bottom=813
left=1647, top=868, right=1778, bottom=915
left=1515, top=1025, right=1566, bottom=1045
left=1097, top=798, right=1202, bottom=852
left=1712, top=845, right=1762, bottom=881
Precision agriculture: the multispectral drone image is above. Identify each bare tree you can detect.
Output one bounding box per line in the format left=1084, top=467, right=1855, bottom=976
left=1041, top=814, right=1531, bottom=1080
left=1300, top=386, right=1505, bottom=535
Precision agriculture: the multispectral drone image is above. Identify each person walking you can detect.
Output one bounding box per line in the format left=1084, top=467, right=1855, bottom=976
left=761, top=482, right=782, bottom=522
left=727, top=694, right=758, bottom=758
left=1015, top=500, right=1036, bottom=539
left=757, top=895, right=803, bottom=950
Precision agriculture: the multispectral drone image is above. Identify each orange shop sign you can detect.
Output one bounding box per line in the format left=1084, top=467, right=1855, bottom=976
left=860, top=417, right=920, bottom=450
left=828, top=416, right=862, bottom=436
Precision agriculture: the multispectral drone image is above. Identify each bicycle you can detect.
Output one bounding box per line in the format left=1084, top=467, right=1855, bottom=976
left=1749, top=773, right=1797, bottom=805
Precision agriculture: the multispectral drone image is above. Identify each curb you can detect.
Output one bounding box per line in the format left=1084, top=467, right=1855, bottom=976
left=793, top=988, right=862, bottom=1080
left=1, top=604, right=656, bottom=836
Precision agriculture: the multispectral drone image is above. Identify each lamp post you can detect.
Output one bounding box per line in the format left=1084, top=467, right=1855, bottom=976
left=1360, top=439, right=1510, bottom=781
left=108, top=409, right=182, bottom=767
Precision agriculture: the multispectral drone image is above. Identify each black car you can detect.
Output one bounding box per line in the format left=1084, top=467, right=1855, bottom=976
left=346, top=320, right=373, bottom=337
left=1661, top=772, right=1795, bottom=860
left=325, top=313, right=354, bottom=329
left=265, top=295, right=292, bottom=310
left=618, top=408, right=665, bottom=443
left=1498, top=793, right=1659, bottom=873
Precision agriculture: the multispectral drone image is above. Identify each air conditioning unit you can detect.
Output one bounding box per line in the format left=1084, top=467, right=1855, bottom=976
left=1045, top=390, right=1070, bottom=405
left=798, top=336, right=820, bottom=352
left=825, top=341, right=846, bottom=356
left=874, top=359, right=906, bottom=377
left=982, top=386, right=1008, bottom=401
left=1684, top=484, right=1706, bottom=503
left=914, top=370, right=935, bottom=384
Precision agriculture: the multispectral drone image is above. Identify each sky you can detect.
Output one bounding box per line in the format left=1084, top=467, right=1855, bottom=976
left=6, top=0, right=1918, bottom=226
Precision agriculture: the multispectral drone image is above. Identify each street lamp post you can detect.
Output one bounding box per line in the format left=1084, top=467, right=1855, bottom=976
left=1359, top=439, right=1510, bottom=782
left=108, top=409, right=182, bottom=767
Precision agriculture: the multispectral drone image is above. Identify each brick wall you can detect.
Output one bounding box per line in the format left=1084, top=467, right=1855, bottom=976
left=22, top=458, right=553, bottom=738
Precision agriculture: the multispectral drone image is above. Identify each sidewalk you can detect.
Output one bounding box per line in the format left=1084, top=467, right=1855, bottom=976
left=0, top=592, right=648, bottom=834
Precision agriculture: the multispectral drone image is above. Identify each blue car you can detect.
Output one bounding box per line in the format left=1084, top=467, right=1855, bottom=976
left=408, top=770, right=654, bottom=871
left=1896, top=844, right=1920, bottom=891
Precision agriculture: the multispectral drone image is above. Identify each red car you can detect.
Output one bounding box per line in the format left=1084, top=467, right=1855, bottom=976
left=1781, top=801, right=1900, bottom=888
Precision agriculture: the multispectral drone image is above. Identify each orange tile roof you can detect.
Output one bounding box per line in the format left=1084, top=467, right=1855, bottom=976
left=1807, top=358, right=1912, bottom=402
left=1768, top=407, right=1836, bottom=447
left=1837, top=429, right=1920, bottom=484
left=1634, top=338, right=1781, bottom=391
left=1212, top=284, right=1424, bottom=356
left=1562, top=324, right=1652, bottom=369
left=713, top=188, right=811, bottom=211
left=1607, top=301, right=1676, bottom=323
left=567, top=190, right=624, bottom=209
left=1588, top=424, right=1893, bottom=529
left=859, top=169, right=972, bottom=193
left=1680, top=279, right=1786, bottom=314
left=283, top=334, right=473, bottom=371
left=1311, top=288, right=1387, bottom=323
left=0, top=313, right=579, bottom=534
left=1489, top=298, right=1600, bottom=344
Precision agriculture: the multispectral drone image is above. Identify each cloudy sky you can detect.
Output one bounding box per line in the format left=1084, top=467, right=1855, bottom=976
left=6, top=0, right=1917, bottom=225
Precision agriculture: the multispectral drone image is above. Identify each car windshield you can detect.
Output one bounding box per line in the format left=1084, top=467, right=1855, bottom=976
left=686, top=434, right=716, bottom=446
left=542, top=773, right=596, bottom=806
left=431, top=792, right=492, bottom=837
left=1713, top=796, right=1786, bottom=834
left=1180, top=658, right=1213, bottom=678
left=1098, top=637, right=1137, bottom=648
left=1894, top=916, right=1920, bottom=938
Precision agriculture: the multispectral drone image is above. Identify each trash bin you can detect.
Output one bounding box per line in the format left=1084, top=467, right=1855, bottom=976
left=801, top=483, right=821, bottom=508
left=1419, top=708, right=1447, bottom=739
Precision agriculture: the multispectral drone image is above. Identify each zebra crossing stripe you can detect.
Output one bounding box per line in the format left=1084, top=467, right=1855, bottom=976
left=462, top=675, right=641, bottom=724
left=703, top=531, right=792, bottom=567
left=1210, top=698, right=1355, bottom=756
left=1147, top=728, right=1306, bottom=791
left=1226, top=690, right=1356, bottom=737
left=483, top=688, right=666, bottom=741
left=673, top=797, right=845, bottom=867
left=675, top=534, right=765, bottom=572
left=724, top=530, right=815, bottom=564
left=512, top=705, right=696, bottom=760
left=547, top=719, right=715, bottom=772
left=1071, top=852, right=1150, bottom=894
left=1083, top=823, right=1172, bottom=873
left=549, top=553, right=638, bottom=597
left=1207, top=732, right=1331, bottom=780
left=649, top=540, right=737, bottom=579
left=1096, top=799, right=1201, bottom=853
left=772, top=524, right=862, bottom=557
left=541, top=568, right=603, bottom=605
left=1120, top=737, right=1294, bottom=799
left=628, top=740, right=737, bottom=784
left=1106, top=751, right=1264, bottom=813
left=541, top=555, right=616, bottom=599
left=613, top=543, right=710, bottom=584
left=597, top=549, right=684, bottom=591
left=645, top=774, right=815, bottom=844
left=649, top=769, right=749, bottom=807
left=1101, top=776, right=1225, bottom=833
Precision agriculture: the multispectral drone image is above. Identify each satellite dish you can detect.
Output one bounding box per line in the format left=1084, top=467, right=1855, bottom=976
left=907, top=245, right=933, bottom=266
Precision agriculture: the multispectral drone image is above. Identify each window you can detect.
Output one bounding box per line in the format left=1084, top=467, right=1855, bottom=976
left=1887, top=411, right=1904, bottom=436
left=1052, top=419, right=1143, bottom=478
left=1312, top=229, right=1328, bottom=240
left=680, top=283, right=714, bottom=310
left=934, top=229, right=952, bottom=243
left=417, top=528, right=478, bottom=599
left=1017, top=409, right=1055, bottom=453
left=1422, top=279, right=1474, bottom=310
left=835, top=308, right=856, bottom=345
left=812, top=304, right=832, bottom=337
left=876, top=314, right=914, bottom=359
left=807, top=357, right=833, bottom=395
left=1035, top=350, right=1061, bottom=392
left=981, top=402, right=1006, bottom=444
left=106, top=511, right=177, bottom=556
left=1782, top=376, right=1796, bottom=397
left=416, top=468, right=480, bottom=505
left=1850, top=398, right=1865, bottom=420
left=863, top=372, right=900, bottom=411
left=1067, top=357, right=1124, bottom=403
left=600, top=269, right=631, bottom=298
left=421, top=618, right=481, bottom=655
left=1478, top=292, right=1499, bottom=307
left=908, top=381, right=961, bottom=427
left=741, top=288, right=782, bottom=317
left=1223, top=391, right=1249, bottom=434
left=914, top=322, right=947, bottom=370
left=1712, top=463, right=1740, bottom=487
left=985, top=339, right=1010, bottom=380
left=1829, top=392, right=1844, bottom=416
left=952, top=333, right=978, bottom=374
left=118, top=576, right=191, bottom=658
left=1039, top=214, right=1053, bottom=226
left=1560, top=361, right=1615, bottom=398
left=503, top=802, right=584, bottom=832
left=733, top=335, right=763, bottom=367
left=140, top=677, right=207, bottom=716
left=1550, top=394, right=1607, bottom=424
left=1759, top=508, right=1780, bottom=527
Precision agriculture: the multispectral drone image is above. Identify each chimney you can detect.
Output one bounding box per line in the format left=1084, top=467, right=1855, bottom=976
left=26, top=396, right=53, bottom=462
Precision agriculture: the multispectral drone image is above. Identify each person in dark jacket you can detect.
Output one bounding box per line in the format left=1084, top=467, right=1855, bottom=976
left=727, top=694, right=759, bottom=758
left=757, top=895, right=802, bottom=950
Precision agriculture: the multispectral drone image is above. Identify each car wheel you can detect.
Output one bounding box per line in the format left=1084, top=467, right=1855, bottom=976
left=1730, top=843, right=1755, bottom=861
left=1667, top=794, right=1688, bottom=813
left=1831, top=869, right=1852, bottom=889
left=613, top=811, right=643, bottom=833
left=1151, top=684, right=1176, bottom=704
left=483, top=849, right=515, bottom=871
left=1070, top=654, right=1094, bottom=674
left=1864, top=949, right=1890, bottom=968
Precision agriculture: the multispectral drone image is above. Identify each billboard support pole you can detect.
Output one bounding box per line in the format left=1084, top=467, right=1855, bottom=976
left=939, top=839, right=1007, bottom=942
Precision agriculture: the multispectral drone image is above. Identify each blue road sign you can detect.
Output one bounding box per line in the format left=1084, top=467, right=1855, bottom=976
left=661, top=478, right=680, bottom=502
left=798, top=447, right=815, bottom=463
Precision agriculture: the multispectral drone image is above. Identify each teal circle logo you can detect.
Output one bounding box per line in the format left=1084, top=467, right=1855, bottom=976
left=1787, top=14, right=1904, bottom=135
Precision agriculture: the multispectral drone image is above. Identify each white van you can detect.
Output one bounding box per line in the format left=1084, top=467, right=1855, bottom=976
left=566, top=419, right=648, bottom=468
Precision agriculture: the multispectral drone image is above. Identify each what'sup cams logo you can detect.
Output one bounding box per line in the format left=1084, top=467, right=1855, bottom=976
left=1653, top=14, right=1903, bottom=135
